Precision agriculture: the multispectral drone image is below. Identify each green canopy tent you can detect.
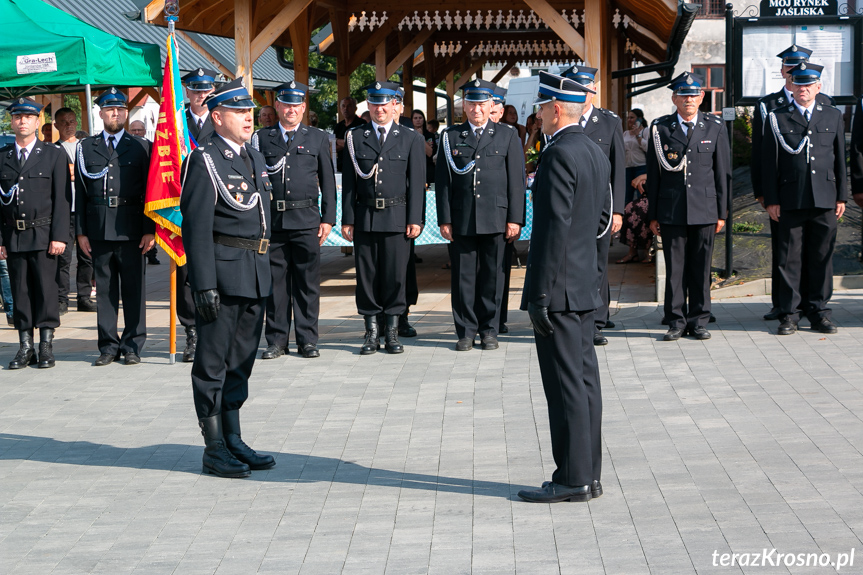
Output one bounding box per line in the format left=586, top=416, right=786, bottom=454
left=0, top=0, right=161, bottom=131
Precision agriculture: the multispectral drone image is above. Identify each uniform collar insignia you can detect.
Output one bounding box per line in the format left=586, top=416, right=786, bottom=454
left=462, top=131, right=468, bottom=137
left=789, top=105, right=795, bottom=111
left=778, top=97, right=785, bottom=104
left=592, top=116, right=598, bottom=123
left=671, top=122, right=677, bottom=128
left=816, top=105, right=823, bottom=111
left=698, top=122, right=704, bottom=128
left=363, top=130, right=370, bottom=137
left=224, top=149, right=234, bottom=159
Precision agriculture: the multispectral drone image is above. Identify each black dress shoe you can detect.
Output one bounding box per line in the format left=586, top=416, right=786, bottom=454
left=455, top=338, right=474, bottom=351
left=811, top=318, right=837, bottom=334
left=77, top=298, right=97, bottom=312
left=593, top=332, right=608, bottom=346
left=498, top=324, right=509, bottom=334
left=125, top=353, right=141, bottom=365
left=398, top=313, right=417, bottom=338
left=481, top=335, right=499, bottom=350
left=544, top=480, right=603, bottom=498
left=518, top=482, right=592, bottom=503
left=299, top=343, right=320, bottom=358
left=663, top=327, right=683, bottom=341
left=777, top=320, right=797, bottom=335
left=94, top=353, right=116, bottom=366
left=709, top=314, right=716, bottom=323
left=690, top=326, right=711, bottom=340
left=604, top=320, right=615, bottom=329
left=261, top=344, right=285, bottom=359
left=58, top=301, right=68, bottom=316
left=763, top=308, right=781, bottom=321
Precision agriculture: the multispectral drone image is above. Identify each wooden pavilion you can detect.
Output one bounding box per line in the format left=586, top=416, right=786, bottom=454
left=142, top=0, right=698, bottom=119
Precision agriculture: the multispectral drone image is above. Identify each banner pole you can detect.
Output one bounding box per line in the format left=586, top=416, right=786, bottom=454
left=170, top=258, right=177, bottom=364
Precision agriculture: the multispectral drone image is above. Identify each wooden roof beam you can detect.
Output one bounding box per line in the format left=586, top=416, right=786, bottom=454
left=490, top=58, right=518, bottom=83
left=454, top=56, right=490, bottom=91
left=174, top=30, right=234, bottom=78
left=522, top=0, right=585, bottom=57
left=144, top=0, right=165, bottom=23
left=347, top=12, right=407, bottom=72
left=385, top=28, right=435, bottom=79
left=251, top=0, right=316, bottom=62
left=427, top=41, right=479, bottom=87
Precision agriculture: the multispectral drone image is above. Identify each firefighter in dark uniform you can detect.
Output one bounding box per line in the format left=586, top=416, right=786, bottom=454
left=561, top=65, right=625, bottom=346
left=0, top=98, right=70, bottom=369
left=435, top=79, right=526, bottom=352
left=180, top=79, right=275, bottom=478
left=518, top=72, right=608, bottom=503
left=646, top=72, right=730, bottom=341
left=173, top=68, right=222, bottom=362
left=751, top=46, right=835, bottom=321
left=852, top=98, right=863, bottom=207
left=341, top=81, right=425, bottom=355
left=490, top=85, right=517, bottom=335
left=75, top=88, right=155, bottom=365
left=762, top=63, right=847, bottom=335
left=252, top=81, right=336, bottom=359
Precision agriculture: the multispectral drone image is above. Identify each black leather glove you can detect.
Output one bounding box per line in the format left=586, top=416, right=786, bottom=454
left=528, top=302, right=554, bottom=337
left=194, top=289, right=220, bottom=323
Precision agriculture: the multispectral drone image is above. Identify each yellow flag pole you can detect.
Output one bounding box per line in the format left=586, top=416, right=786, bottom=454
left=169, top=258, right=177, bottom=364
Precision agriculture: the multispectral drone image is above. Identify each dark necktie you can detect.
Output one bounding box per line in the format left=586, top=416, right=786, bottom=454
left=804, top=109, right=811, bottom=123
left=197, top=118, right=203, bottom=131
left=378, top=126, right=386, bottom=148
left=285, top=130, right=295, bottom=145
left=239, top=146, right=253, bottom=177
left=683, top=121, right=694, bottom=143
left=107, top=135, right=116, bottom=150
left=474, top=127, right=483, bottom=140
left=18, top=148, right=27, bottom=168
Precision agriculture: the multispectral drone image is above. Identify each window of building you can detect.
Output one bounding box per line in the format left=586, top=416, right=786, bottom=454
left=696, top=0, right=725, bottom=18
left=692, top=65, right=725, bottom=113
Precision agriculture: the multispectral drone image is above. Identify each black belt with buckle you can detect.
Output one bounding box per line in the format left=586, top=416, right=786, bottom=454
left=275, top=197, right=319, bottom=212
left=10, top=216, right=52, bottom=231
left=363, top=195, right=407, bottom=210
left=91, top=197, right=141, bottom=207
left=214, top=234, right=270, bottom=254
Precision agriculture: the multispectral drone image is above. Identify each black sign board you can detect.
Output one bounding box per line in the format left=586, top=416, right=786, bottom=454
left=760, top=0, right=838, bottom=17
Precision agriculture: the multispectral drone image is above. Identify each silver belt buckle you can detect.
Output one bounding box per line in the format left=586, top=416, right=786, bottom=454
left=257, top=239, right=270, bottom=254
left=16, top=219, right=26, bottom=231
left=375, top=198, right=386, bottom=209
left=108, top=196, right=119, bottom=207
left=276, top=200, right=286, bottom=211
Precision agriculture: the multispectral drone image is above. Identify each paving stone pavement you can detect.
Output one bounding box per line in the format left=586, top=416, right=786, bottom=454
left=1, top=244, right=862, bottom=574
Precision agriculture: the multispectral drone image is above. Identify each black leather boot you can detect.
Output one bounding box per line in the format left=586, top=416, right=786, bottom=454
left=384, top=315, right=404, bottom=354
left=222, top=410, right=275, bottom=470
left=198, top=415, right=251, bottom=478
left=398, top=308, right=417, bottom=337
left=361, top=315, right=380, bottom=355
left=9, top=330, right=36, bottom=369
left=182, top=326, right=197, bottom=363
left=38, top=327, right=55, bottom=368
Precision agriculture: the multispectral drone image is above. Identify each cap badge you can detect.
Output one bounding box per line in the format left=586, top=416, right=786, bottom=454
left=18, top=98, right=23, bottom=104
left=800, top=63, right=806, bottom=70
left=290, top=81, right=296, bottom=89
left=110, top=87, right=117, bottom=94
left=198, top=68, right=204, bottom=75
left=686, top=76, right=694, bottom=85
left=375, top=82, right=381, bottom=90
left=474, top=80, right=481, bottom=87
left=791, top=45, right=797, bottom=52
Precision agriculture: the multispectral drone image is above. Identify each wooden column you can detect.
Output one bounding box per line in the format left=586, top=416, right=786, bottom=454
left=235, top=0, right=253, bottom=91
left=583, top=0, right=608, bottom=106
left=424, top=40, right=437, bottom=121
left=289, top=7, right=311, bottom=122
left=331, top=8, right=351, bottom=121
left=375, top=43, right=387, bottom=82
left=403, top=51, right=415, bottom=113
left=446, top=71, right=456, bottom=122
